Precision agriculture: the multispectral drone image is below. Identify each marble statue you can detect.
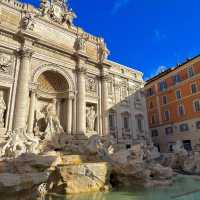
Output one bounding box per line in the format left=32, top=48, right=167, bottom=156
left=37, top=183, right=48, bottom=200
left=63, top=9, right=77, bottom=26
left=44, top=99, right=64, bottom=140
left=40, top=0, right=50, bottom=16
left=21, top=11, right=35, bottom=30
left=0, top=128, right=40, bottom=158
left=74, top=33, right=89, bottom=51
left=0, top=91, right=6, bottom=128
left=173, top=140, right=188, bottom=156
left=86, top=106, right=97, bottom=132
left=98, top=38, right=110, bottom=63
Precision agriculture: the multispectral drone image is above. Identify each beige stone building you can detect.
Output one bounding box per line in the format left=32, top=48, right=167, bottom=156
left=0, top=0, right=148, bottom=147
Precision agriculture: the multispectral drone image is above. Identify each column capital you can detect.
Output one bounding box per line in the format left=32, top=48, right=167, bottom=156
left=68, top=91, right=75, bottom=100
left=17, top=48, right=34, bottom=58
left=101, top=74, right=111, bottom=82
left=76, top=66, right=87, bottom=74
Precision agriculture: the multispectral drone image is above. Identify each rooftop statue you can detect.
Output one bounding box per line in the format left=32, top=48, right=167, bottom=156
left=39, top=0, right=76, bottom=26
left=98, top=38, right=110, bottom=63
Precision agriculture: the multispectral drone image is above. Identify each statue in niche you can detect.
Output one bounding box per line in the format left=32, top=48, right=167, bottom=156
left=0, top=91, right=6, bottom=128
left=86, top=106, right=97, bottom=132
left=98, top=38, right=110, bottom=63
left=44, top=99, right=64, bottom=140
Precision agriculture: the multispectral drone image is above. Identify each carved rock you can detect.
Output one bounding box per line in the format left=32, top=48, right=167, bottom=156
left=48, top=162, right=111, bottom=194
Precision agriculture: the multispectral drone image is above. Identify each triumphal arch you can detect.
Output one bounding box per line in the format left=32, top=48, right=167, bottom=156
left=0, top=0, right=148, bottom=153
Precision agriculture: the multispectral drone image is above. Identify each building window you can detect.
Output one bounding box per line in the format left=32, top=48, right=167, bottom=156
left=162, top=95, right=168, bottom=105
left=188, top=67, right=194, bottom=78
left=176, top=90, right=182, bottom=100
left=108, top=82, right=113, bottom=95
left=124, top=116, right=129, bottom=130
left=177, top=104, right=185, bottom=116
left=172, top=74, right=181, bottom=85
left=196, top=121, right=200, bottom=129
left=137, top=118, right=143, bottom=132
left=180, top=123, right=189, bottom=132
left=159, top=80, right=167, bottom=92
left=149, top=101, right=154, bottom=109
left=122, top=112, right=130, bottom=130
left=154, top=144, right=160, bottom=152
left=164, top=110, right=170, bottom=121
left=152, top=129, right=158, bottom=137
left=151, top=114, right=156, bottom=125
left=109, top=112, right=115, bottom=130
left=168, top=142, right=176, bottom=152
left=146, top=87, right=154, bottom=97
left=183, top=140, right=192, bottom=151
left=191, top=83, right=197, bottom=94
left=165, top=127, right=173, bottom=135
left=193, top=100, right=200, bottom=112
left=136, top=114, right=144, bottom=133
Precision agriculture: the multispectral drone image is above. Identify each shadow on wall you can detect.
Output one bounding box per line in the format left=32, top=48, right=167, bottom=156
left=105, top=88, right=149, bottom=146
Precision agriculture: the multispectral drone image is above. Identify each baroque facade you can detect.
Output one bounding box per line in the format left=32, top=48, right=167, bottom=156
left=145, top=55, right=200, bottom=153
left=0, top=0, right=148, bottom=150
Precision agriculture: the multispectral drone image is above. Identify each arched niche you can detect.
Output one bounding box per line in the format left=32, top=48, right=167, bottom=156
left=31, top=66, right=75, bottom=133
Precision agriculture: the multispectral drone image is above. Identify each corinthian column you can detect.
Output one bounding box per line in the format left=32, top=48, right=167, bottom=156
left=101, top=74, right=110, bottom=136
left=13, top=49, right=33, bottom=130
left=76, top=61, right=87, bottom=135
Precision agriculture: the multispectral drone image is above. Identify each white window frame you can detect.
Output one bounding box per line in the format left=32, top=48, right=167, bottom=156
left=193, top=99, right=200, bottom=112
left=162, top=95, right=168, bottom=105
left=188, top=66, right=194, bottom=78
left=191, top=83, right=198, bottom=94
left=175, top=90, right=182, bottom=100
left=164, top=110, right=170, bottom=121
left=177, top=104, right=185, bottom=117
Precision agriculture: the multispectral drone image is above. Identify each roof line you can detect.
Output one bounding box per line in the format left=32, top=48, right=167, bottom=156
left=146, top=54, right=200, bottom=85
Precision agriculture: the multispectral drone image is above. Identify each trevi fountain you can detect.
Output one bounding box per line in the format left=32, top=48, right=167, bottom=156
left=0, top=0, right=200, bottom=199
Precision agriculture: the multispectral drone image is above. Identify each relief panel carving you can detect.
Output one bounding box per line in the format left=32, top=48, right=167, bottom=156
left=0, top=53, right=13, bottom=75
left=86, top=76, right=97, bottom=96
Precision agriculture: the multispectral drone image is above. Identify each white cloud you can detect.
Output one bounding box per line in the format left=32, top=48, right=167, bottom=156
left=153, top=29, right=166, bottom=41
left=111, top=0, right=131, bottom=15
left=155, top=65, right=167, bottom=75
left=145, top=65, right=167, bottom=81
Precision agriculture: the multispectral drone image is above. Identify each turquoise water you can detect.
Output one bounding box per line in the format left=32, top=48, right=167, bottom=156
left=48, top=175, right=200, bottom=200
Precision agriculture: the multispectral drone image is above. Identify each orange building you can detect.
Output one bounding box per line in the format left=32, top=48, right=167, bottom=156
left=145, top=55, right=200, bottom=153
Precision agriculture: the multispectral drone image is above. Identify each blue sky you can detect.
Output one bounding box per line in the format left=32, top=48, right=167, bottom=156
left=20, top=0, right=200, bottom=80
